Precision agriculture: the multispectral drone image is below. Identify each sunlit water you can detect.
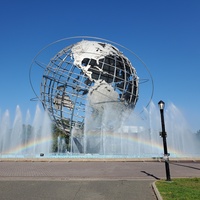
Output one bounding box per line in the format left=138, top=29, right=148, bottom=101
left=0, top=102, right=199, bottom=159
left=73, top=102, right=200, bottom=158
left=0, top=105, right=52, bottom=158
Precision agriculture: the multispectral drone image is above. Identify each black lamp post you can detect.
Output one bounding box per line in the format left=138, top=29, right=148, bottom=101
left=158, top=100, right=171, bottom=181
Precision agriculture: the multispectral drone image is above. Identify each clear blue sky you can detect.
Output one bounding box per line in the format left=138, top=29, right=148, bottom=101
left=0, top=0, right=200, bottom=131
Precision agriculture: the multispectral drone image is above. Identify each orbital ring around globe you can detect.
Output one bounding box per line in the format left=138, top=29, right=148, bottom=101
left=29, top=36, right=154, bottom=135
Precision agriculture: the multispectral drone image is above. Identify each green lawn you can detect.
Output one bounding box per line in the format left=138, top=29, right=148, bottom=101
left=155, top=178, right=200, bottom=200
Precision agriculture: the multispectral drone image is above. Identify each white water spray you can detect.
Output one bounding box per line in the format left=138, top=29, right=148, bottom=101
left=81, top=101, right=199, bottom=158
left=0, top=105, right=53, bottom=157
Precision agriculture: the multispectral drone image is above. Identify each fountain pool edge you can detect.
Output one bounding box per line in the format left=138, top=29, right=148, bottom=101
left=0, top=157, right=200, bottom=162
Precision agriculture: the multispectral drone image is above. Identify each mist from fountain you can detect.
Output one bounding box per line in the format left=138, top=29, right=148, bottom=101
left=0, top=105, right=53, bottom=158
left=0, top=102, right=199, bottom=159
left=0, top=110, right=10, bottom=154
left=57, top=136, right=67, bottom=154
left=82, top=101, right=199, bottom=158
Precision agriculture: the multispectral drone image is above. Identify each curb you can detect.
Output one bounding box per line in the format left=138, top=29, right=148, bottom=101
left=0, top=158, right=200, bottom=162
left=152, top=181, right=163, bottom=200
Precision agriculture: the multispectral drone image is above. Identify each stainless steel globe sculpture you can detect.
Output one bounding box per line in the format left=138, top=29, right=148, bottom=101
left=39, top=40, right=139, bottom=134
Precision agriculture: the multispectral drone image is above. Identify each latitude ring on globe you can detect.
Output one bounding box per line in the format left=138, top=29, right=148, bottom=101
left=29, top=36, right=154, bottom=135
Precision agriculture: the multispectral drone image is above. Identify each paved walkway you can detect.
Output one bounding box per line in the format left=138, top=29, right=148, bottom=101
left=0, top=161, right=199, bottom=199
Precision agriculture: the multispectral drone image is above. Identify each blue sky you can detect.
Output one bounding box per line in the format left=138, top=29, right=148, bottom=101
left=0, top=0, right=200, bottom=131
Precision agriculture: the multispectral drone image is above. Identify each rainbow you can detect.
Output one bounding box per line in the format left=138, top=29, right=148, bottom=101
left=2, top=135, right=53, bottom=155
left=1, top=131, right=186, bottom=158
left=85, top=131, right=185, bottom=157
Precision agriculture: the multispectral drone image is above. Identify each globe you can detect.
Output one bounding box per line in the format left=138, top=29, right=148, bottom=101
left=40, top=40, right=139, bottom=134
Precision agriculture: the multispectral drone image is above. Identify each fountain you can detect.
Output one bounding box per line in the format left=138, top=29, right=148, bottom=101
left=0, top=105, right=52, bottom=158
left=74, top=101, right=199, bottom=158
left=24, top=36, right=200, bottom=159
left=1, top=36, right=199, bottom=159
left=0, top=102, right=199, bottom=158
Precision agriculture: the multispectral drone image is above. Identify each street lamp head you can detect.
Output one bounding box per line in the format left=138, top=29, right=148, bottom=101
left=158, top=100, right=165, bottom=110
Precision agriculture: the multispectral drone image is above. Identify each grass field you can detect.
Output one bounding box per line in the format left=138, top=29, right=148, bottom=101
left=155, top=178, right=200, bottom=200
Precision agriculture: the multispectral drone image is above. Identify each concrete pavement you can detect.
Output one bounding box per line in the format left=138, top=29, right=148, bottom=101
left=0, top=160, right=199, bottom=199
left=0, top=180, right=156, bottom=200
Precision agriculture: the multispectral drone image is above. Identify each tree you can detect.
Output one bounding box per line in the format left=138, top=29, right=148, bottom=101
left=51, top=122, right=70, bottom=153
